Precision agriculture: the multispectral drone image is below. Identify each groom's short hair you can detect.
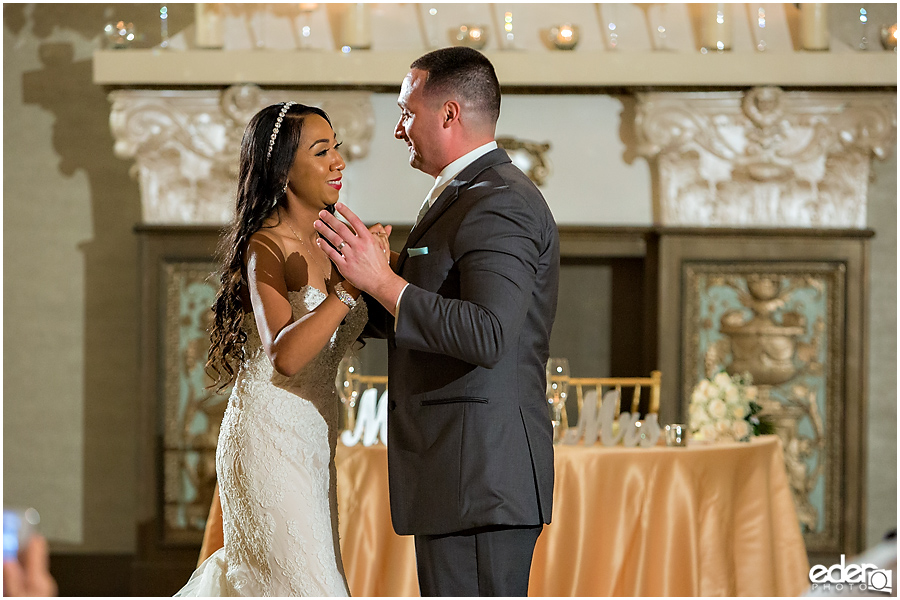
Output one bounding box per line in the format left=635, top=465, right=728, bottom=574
left=410, top=47, right=501, bottom=126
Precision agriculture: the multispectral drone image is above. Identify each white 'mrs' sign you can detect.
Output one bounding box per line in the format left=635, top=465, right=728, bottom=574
left=340, top=387, right=388, bottom=447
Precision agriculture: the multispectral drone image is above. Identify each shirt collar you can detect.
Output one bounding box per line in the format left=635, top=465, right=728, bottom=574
left=427, top=141, right=498, bottom=206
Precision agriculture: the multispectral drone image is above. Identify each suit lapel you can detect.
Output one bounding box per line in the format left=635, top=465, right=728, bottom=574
left=397, top=148, right=512, bottom=273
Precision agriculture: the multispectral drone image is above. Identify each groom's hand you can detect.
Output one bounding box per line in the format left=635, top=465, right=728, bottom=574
left=368, top=223, right=393, bottom=260
left=315, top=203, right=407, bottom=315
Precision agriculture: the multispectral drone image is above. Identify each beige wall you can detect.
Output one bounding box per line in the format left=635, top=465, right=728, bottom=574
left=343, top=93, right=652, bottom=225
left=865, top=153, right=897, bottom=546
left=3, top=3, right=896, bottom=554
left=3, top=4, right=153, bottom=552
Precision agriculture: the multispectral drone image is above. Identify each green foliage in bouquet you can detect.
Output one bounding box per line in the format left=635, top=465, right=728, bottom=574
left=747, top=400, right=776, bottom=436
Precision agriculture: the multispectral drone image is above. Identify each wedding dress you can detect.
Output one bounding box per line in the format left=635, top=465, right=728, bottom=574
left=176, top=286, right=367, bottom=597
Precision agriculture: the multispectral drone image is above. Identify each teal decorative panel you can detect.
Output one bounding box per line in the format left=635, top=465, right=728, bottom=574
left=162, top=262, right=230, bottom=543
left=683, top=262, right=845, bottom=553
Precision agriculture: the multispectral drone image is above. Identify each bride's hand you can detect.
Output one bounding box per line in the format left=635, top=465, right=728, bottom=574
left=328, top=271, right=360, bottom=299
left=368, top=223, right=392, bottom=263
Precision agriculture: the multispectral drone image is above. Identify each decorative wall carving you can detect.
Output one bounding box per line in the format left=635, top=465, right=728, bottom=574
left=636, top=88, right=896, bottom=227
left=683, top=262, right=845, bottom=552
left=162, top=262, right=229, bottom=543
left=496, top=137, right=552, bottom=186
left=109, top=86, right=374, bottom=224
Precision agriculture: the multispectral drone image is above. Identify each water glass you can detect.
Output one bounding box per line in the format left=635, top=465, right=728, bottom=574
left=546, top=358, right=570, bottom=444
left=665, top=423, right=688, bottom=447
left=336, top=355, right=362, bottom=432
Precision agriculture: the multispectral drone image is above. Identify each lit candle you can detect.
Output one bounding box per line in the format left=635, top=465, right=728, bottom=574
left=339, top=3, right=371, bottom=50
left=454, top=25, right=487, bottom=50
left=881, top=24, right=898, bottom=51
left=195, top=3, right=224, bottom=49
left=701, top=3, right=732, bottom=52
left=800, top=3, right=829, bottom=51
left=550, top=24, right=579, bottom=50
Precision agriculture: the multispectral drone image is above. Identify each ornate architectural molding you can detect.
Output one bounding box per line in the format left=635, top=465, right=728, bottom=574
left=109, top=86, right=374, bottom=223
left=636, top=88, right=896, bottom=228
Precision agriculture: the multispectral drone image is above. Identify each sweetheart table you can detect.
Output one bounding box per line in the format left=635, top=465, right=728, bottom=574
left=335, top=435, right=810, bottom=596
left=198, top=435, right=810, bottom=595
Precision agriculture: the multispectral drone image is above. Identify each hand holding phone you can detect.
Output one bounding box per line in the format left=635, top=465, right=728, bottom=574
left=3, top=508, right=39, bottom=562
left=3, top=508, right=57, bottom=596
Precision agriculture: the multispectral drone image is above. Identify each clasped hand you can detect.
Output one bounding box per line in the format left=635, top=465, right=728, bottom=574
left=315, top=202, right=395, bottom=296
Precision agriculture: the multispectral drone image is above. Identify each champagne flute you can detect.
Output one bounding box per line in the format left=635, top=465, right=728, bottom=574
left=336, top=355, right=362, bottom=432
left=545, top=358, right=570, bottom=444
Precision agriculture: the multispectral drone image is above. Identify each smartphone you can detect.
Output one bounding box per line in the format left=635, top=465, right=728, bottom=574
left=3, top=507, right=39, bottom=561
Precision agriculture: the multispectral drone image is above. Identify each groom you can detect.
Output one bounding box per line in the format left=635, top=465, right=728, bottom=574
left=316, top=47, right=559, bottom=596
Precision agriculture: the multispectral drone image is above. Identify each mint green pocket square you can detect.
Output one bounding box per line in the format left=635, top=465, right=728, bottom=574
left=408, top=247, right=429, bottom=256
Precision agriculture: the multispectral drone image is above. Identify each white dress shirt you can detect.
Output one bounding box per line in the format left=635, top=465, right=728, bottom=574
left=394, top=141, right=499, bottom=328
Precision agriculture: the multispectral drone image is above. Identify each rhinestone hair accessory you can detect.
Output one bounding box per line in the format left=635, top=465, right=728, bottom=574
left=266, top=102, right=297, bottom=161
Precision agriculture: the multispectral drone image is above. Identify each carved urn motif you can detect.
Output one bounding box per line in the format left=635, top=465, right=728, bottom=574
left=720, top=275, right=805, bottom=385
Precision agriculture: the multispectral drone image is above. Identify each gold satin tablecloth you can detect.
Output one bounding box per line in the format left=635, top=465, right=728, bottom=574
left=336, top=435, right=810, bottom=597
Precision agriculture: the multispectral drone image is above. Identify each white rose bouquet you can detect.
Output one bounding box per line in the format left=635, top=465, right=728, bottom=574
left=689, top=372, right=770, bottom=442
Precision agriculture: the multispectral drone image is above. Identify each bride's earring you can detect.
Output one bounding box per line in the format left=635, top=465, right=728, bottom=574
left=273, top=182, right=288, bottom=208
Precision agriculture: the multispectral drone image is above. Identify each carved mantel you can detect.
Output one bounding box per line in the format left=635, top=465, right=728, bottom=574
left=636, top=88, right=896, bottom=228
left=109, top=85, right=374, bottom=223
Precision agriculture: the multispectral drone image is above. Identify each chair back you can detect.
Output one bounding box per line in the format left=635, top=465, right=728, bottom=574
left=357, top=375, right=388, bottom=392
left=568, top=371, right=662, bottom=417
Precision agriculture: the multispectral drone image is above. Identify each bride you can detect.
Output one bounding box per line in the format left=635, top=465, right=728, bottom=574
left=176, top=102, right=390, bottom=596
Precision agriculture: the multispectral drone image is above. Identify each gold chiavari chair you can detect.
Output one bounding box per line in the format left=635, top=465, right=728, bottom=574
left=356, top=375, right=388, bottom=391
left=567, top=370, right=662, bottom=417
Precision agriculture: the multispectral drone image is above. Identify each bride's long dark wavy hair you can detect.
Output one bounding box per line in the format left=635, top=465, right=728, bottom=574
left=206, top=102, right=333, bottom=391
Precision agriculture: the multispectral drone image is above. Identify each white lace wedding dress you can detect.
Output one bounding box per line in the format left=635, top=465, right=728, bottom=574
left=176, top=286, right=367, bottom=597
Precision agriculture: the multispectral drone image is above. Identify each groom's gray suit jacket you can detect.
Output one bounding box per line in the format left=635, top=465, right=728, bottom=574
left=365, top=148, right=559, bottom=536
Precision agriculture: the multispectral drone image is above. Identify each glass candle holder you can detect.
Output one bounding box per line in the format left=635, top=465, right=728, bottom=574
left=296, top=3, right=318, bottom=49
left=454, top=24, right=487, bottom=49
left=701, top=3, right=732, bottom=52
left=421, top=5, right=442, bottom=49
left=749, top=4, right=768, bottom=52
left=652, top=3, right=669, bottom=51
left=800, top=3, right=829, bottom=51
left=881, top=24, right=897, bottom=51
left=858, top=5, right=870, bottom=50
left=104, top=20, right=136, bottom=49
left=550, top=23, right=579, bottom=50
left=194, top=3, right=224, bottom=49
left=602, top=3, right=620, bottom=50
left=340, top=3, right=371, bottom=51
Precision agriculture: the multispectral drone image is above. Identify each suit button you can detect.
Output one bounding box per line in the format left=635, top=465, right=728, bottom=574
left=389, top=401, right=397, bottom=411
